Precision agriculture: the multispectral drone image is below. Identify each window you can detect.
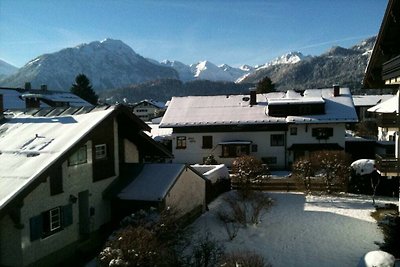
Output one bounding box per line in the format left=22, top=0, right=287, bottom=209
left=50, top=208, right=61, bottom=231
left=68, top=145, right=87, bottom=166
left=221, top=144, right=250, bottom=158
left=95, top=144, right=107, bottom=160
left=49, top=166, right=63, bottom=196
left=290, top=127, right=297, bottom=135
left=312, top=128, right=333, bottom=140
left=176, top=136, right=187, bottom=149
left=30, top=205, right=73, bottom=241
left=271, top=134, right=284, bottom=146
left=202, top=136, right=213, bottom=149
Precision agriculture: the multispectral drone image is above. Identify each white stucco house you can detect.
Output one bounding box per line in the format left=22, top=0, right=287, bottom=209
left=0, top=103, right=171, bottom=266
left=130, top=99, right=166, bottom=121
left=160, top=86, right=358, bottom=168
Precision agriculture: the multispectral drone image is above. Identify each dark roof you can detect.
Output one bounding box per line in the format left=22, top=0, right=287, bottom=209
left=364, top=0, right=400, bottom=88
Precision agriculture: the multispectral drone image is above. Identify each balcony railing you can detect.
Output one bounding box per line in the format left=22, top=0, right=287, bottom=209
left=375, top=113, right=400, bottom=128
left=375, top=154, right=400, bottom=176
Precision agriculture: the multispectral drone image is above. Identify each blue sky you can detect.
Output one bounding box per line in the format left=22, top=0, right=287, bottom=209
left=0, top=0, right=387, bottom=68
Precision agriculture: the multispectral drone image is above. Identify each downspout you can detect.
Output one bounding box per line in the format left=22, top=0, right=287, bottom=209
left=398, top=88, right=400, bottom=213
left=284, top=130, right=288, bottom=169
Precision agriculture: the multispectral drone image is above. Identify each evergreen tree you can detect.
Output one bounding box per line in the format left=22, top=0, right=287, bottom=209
left=70, top=74, right=98, bottom=105
left=256, top=76, right=275, bottom=93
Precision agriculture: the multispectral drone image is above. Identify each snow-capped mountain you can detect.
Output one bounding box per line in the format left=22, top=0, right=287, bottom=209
left=0, top=39, right=178, bottom=91
left=0, top=59, right=18, bottom=78
left=256, top=51, right=308, bottom=69
left=240, top=36, right=376, bottom=90
left=160, top=60, right=251, bottom=82
left=161, top=60, right=193, bottom=81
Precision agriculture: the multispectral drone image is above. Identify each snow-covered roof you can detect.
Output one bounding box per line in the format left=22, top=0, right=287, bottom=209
left=352, top=94, right=393, bottom=107
left=0, top=88, right=91, bottom=109
left=367, top=91, right=399, bottom=113
left=132, top=99, right=165, bottom=109
left=118, top=164, right=185, bottom=201
left=160, top=88, right=358, bottom=127
left=0, top=106, right=115, bottom=211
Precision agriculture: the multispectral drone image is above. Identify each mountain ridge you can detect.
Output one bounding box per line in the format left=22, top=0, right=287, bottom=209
left=0, top=36, right=376, bottom=95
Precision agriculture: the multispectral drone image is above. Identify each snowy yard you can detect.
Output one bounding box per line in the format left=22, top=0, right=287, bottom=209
left=192, top=192, right=397, bottom=267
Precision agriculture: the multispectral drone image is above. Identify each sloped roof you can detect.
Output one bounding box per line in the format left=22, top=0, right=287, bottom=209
left=363, top=0, right=400, bottom=88
left=0, top=106, right=116, bottom=211
left=352, top=94, right=394, bottom=107
left=0, top=87, right=91, bottom=109
left=367, top=91, right=399, bottom=113
left=118, top=164, right=186, bottom=201
left=131, top=99, right=165, bottom=109
left=160, top=88, right=358, bottom=128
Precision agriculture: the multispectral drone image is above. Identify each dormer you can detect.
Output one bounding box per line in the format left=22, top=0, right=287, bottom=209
left=267, top=90, right=325, bottom=117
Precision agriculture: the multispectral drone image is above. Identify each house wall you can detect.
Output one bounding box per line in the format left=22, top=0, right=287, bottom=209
left=132, top=103, right=162, bottom=122
left=0, top=214, right=23, bottom=266
left=0, top=119, right=121, bottom=266
left=171, top=123, right=345, bottom=168
left=165, top=168, right=205, bottom=216
left=124, top=139, right=139, bottom=163
left=171, top=131, right=286, bottom=168
left=286, top=123, right=346, bottom=163
left=377, top=126, right=397, bottom=142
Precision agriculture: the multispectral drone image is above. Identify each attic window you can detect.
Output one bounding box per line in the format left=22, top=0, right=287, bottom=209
left=95, top=144, right=107, bottom=160
left=68, top=145, right=87, bottom=166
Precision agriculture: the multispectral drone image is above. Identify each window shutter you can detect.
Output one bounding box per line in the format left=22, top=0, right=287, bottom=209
left=29, top=214, right=43, bottom=241
left=62, top=204, right=73, bottom=227
left=50, top=166, right=63, bottom=196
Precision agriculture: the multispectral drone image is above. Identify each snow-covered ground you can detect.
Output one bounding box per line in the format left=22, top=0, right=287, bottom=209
left=192, top=192, right=397, bottom=267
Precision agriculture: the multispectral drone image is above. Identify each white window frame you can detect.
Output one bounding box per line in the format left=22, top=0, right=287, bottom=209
left=95, top=144, right=107, bottom=160
left=49, top=207, right=61, bottom=232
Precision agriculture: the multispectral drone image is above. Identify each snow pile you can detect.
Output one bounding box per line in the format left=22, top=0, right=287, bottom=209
left=351, top=159, right=376, bottom=176
left=192, top=192, right=396, bottom=267
left=191, top=164, right=229, bottom=183
left=357, top=250, right=395, bottom=267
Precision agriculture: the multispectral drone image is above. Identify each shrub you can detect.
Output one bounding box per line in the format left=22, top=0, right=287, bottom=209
left=217, top=192, right=273, bottom=239
left=220, top=250, right=272, bottom=267
left=232, top=155, right=269, bottom=198
left=98, top=208, right=190, bottom=267
left=292, top=157, right=314, bottom=194
left=187, top=232, right=224, bottom=267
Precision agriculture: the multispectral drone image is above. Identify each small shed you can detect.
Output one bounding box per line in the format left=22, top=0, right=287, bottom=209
left=108, top=163, right=206, bottom=221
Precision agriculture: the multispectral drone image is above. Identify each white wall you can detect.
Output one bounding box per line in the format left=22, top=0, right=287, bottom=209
left=165, top=168, right=205, bottom=216
left=171, top=123, right=346, bottom=168
left=377, top=126, right=397, bottom=142
left=124, top=139, right=139, bottom=163
left=171, top=131, right=286, bottom=168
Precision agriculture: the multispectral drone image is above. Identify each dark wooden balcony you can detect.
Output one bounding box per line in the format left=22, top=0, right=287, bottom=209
left=375, top=113, right=400, bottom=127
left=382, top=54, right=400, bottom=81
left=375, top=154, right=400, bottom=176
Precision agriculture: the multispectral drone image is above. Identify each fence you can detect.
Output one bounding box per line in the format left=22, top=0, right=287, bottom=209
left=231, top=177, right=345, bottom=192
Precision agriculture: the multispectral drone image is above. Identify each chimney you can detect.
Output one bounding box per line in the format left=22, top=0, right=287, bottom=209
left=24, top=82, right=32, bottom=90
left=0, top=94, right=4, bottom=120
left=250, top=87, right=257, bottom=106
left=40, top=84, right=47, bottom=91
left=333, top=84, right=340, bottom=97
